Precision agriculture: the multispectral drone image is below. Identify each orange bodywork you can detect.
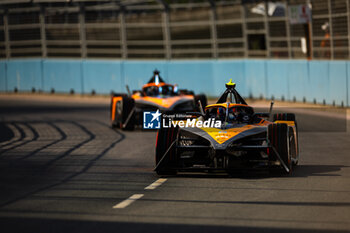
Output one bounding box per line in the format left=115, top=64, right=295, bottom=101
left=274, top=120, right=295, bottom=126
left=142, top=82, right=173, bottom=89
left=205, top=103, right=252, bottom=110
left=199, top=119, right=270, bottom=144
left=256, top=119, right=272, bottom=126
left=201, top=125, right=256, bottom=144
left=198, top=118, right=294, bottom=145
left=111, top=94, right=194, bottom=121
left=132, top=94, right=194, bottom=109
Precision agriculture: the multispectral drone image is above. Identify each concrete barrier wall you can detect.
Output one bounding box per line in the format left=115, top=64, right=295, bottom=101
left=43, top=60, right=83, bottom=93
left=5, top=59, right=42, bottom=92
left=0, top=61, right=6, bottom=92
left=0, top=58, right=349, bottom=107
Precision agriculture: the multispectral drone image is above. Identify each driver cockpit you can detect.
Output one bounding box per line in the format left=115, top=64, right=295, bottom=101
left=205, top=104, right=254, bottom=124
left=142, top=70, right=177, bottom=97
left=203, top=79, right=254, bottom=125
left=143, top=84, right=175, bottom=97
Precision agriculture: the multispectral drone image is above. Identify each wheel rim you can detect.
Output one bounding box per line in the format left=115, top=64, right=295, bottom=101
left=116, top=101, right=123, bottom=125
left=289, top=129, right=297, bottom=164
left=287, top=131, right=294, bottom=171
left=116, top=101, right=122, bottom=115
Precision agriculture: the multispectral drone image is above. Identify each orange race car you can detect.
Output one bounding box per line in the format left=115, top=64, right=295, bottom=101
left=155, top=80, right=299, bottom=176
left=110, top=70, right=207, bottom=130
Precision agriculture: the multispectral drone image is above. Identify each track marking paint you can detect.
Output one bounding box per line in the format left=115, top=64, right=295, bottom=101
left=112, top=179, right=167, bottom=209
left=113, top=194, right=144, bottom=209
left=144, top=178, right=167, bottom=190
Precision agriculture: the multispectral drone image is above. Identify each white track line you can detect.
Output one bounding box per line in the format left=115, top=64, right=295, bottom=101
left=112, top=179, right=167, bottom=209
left=144, top=178, right=167, bottom=190
left=113, top=194, right=144, bottom=209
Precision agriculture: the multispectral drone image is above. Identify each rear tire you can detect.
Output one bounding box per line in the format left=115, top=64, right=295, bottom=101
left=113, top=96, right=135, bottom=130
left=110, top=94, right=127, bottom=128
left=268, top=123, right=292, bottom=175
left=122, top=96, right=135, bottom=130
left=155, top=127, right=178, bottom=175
left=273, top=113, right=295, bottom=122
left=273, top=113, right=299, bottom=165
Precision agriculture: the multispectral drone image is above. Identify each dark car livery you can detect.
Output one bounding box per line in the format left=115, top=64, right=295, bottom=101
left=155, top=80, right=299, bottom=175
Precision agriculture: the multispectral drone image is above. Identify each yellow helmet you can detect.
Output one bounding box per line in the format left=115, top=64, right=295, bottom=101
left=225, top=79, right=236, bottom=88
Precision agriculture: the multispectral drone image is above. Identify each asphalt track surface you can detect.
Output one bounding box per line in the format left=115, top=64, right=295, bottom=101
left=0, top=96, right=349, bottom=233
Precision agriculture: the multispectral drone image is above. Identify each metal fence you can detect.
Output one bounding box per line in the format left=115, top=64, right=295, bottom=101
left=0, top=0, right=349, bottom=60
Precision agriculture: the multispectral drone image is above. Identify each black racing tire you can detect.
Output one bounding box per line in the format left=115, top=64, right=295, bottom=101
left=273, top=113, right=299, bottom=165
left=111, top=120, right=119, bottom=128
left=268, top=123, right=292, bottom=175
left=110, top=93, right=127, bottom=128
left=289, top=127, right=298, bottom=166
left=121, top=96, right=135, bottom=131
left=113, top=96, right=135, bottom=131
left=273, top=113, right=296, bottom=122
left=194, top=94, right=207, bottom=112
left=155, top=127, right=178, bottom=175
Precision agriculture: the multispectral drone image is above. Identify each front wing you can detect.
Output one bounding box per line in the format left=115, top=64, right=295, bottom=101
left=155, top=142, right=291, bottom=173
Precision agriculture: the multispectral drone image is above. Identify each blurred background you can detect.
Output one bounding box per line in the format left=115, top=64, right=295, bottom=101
left=0, top=0, right=349, bottom=106
left=0, top=0, right=347, bottom=59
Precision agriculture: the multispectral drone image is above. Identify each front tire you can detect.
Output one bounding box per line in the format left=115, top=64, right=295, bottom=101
left=155, top=127, right=178, bottom=175
left=273, top=113, right=296, bottom=122
left=113, top=96, right=135, bottom=130
left=268, top=123, right=292, bottom=175
left=110, top=94, right=127, bottom=128
left=273, top=113, right=299, bottom=165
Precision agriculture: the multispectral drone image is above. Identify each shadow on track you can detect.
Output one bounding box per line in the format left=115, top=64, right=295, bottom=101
left=0, top=123, right=14, bottom=143
left=0, top=119, right=125, bottom=208
left=0, top=123, right=39, bottom=154
left=0, top=216, right=349, bottom=233
left=164, top=164, right=348, bottom=179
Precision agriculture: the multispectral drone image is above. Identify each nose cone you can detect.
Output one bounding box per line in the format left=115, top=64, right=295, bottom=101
left=138, top=96, right=194, bottom=110
left=204, top=126, right=255, bottom=144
